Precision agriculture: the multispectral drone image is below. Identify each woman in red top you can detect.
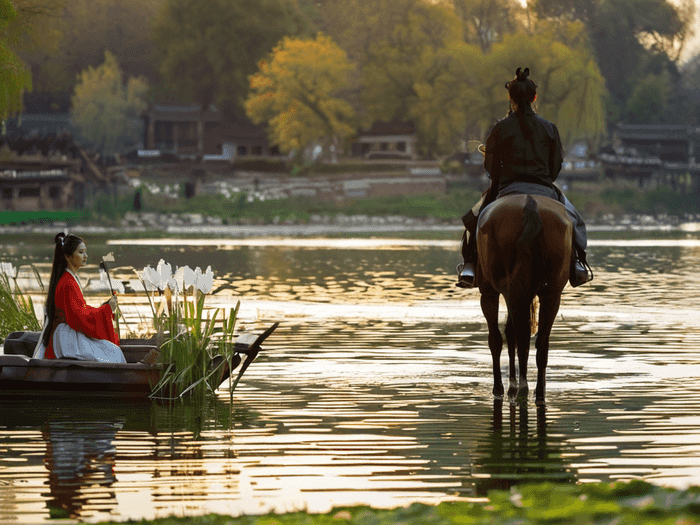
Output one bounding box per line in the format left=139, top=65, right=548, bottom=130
left=38, top=233, right=125, bottom=363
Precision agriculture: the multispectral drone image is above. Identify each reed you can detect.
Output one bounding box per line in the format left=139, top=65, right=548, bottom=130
left=0, top=264, right=42, bottom=342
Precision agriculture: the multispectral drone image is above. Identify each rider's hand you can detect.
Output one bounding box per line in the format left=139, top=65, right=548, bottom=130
left=108, top=294, right=118, bottom=312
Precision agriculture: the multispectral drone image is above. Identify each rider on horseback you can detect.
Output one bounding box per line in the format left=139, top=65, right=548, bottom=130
left=457, top=67, right=593, bottom=289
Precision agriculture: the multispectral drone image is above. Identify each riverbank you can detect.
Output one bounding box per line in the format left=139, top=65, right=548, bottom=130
left=1, top=210, right=699, bottom=237
left=92, top=480, right=700, bottom=525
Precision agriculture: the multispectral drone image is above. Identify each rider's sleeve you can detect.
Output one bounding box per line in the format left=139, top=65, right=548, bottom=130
left=484, top=121, right=502, bottom=180
left=549, top=123, right=564, bottom=182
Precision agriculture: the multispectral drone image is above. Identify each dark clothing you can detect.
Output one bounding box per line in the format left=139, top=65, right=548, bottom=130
left=484, top=107, right=564, bottom=191
left=461, top=107, right=588, bottom=263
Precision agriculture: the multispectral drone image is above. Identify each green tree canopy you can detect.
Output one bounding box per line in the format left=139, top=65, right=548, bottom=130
left=152, top=0, right=309, bottom=119
left=361, top=1, right=482, bottom=157
left=19, top=0, right=162, bottom=113
left=480, top=26, right=606, bottom=147
left=245, top=34, right=356, bottom=160
left=71, top=51, right=148, bottom=154
left=533, top=0, right=694, bottom=125
left=0, top=0, right=34, bottom=121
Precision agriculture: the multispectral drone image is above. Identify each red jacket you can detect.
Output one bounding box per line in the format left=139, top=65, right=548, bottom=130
left=45, top=271, right=119, bottom=359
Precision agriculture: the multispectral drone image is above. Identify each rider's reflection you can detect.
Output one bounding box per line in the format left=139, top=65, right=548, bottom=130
left=42, top=420, right=122, bottom=519
left=471, top=400, right=576, bottom=496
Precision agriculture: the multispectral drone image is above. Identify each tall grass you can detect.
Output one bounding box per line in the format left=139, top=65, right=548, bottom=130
left=0, top=267, right=42, bottom=343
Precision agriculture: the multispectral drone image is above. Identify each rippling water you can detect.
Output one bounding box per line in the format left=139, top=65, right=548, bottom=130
left=1, top=231, right=700, bottom=523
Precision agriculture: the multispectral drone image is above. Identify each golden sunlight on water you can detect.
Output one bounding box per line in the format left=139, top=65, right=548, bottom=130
left=1, top=233, right=700, bottom=522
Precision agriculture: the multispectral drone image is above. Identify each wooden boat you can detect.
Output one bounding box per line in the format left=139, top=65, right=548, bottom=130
left=0, top=323, right=278, bottom=398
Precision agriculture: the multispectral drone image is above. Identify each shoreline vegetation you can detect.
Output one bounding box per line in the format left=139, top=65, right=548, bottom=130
left=91, top=480, right=700, bottom=525
left=0, top=180, right=699, bottom=235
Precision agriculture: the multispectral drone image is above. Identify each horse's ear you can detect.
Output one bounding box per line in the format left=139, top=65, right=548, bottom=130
left=523, top=67, right=530, bottom=78
left=515, top=67, right=522, bottom=78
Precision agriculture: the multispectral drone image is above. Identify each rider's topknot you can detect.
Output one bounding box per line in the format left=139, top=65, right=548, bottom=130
left=506, top=67, right=538, bottom=137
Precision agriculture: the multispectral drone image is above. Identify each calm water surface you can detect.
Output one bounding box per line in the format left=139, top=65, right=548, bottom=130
left=1, top=231, right=700, bottom=523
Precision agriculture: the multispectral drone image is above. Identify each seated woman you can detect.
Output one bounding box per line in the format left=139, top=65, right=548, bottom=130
left=33, top=233, right=126, bottom=363
left=457, top=67, right=593, bottom=289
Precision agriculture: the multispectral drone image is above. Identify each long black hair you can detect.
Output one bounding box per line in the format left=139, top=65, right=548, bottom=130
left=42, top=232, right=84, bottom=347
left=506, top=67, right=538, bottom=139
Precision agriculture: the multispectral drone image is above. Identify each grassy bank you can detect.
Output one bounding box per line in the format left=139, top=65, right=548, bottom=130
left=92, top=480, right=700, bottom=525
left=3, top=179, right=697, bottom=228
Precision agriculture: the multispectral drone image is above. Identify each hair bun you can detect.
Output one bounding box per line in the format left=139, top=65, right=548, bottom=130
left=516, top=67, right=530, bottom=81
left=54, top=232, right=65, bottom=248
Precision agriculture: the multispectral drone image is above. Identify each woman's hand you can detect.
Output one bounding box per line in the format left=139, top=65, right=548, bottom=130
left=108, top=294, right=118, bottom=313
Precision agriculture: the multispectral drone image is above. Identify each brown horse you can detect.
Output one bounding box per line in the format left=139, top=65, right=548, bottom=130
left=476, top=194, right=573, bottom=404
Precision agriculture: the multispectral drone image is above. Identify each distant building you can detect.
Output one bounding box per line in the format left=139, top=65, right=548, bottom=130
left=599, top=124, right=700, bottom=186
left=1, top=132, right=111, bottom=212
left=141, top=104, right=278, bottom=160
left=0, top=158, right=85, bottom=211
left=4, top=114, right=75, bottom=136
left=351, top=121, right=418, bottom=160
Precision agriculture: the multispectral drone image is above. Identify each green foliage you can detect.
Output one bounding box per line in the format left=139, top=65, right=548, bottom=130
left=625, top=72, right=673, bottom=124
left=246, top=33, right=357, bottom=159
left=361, top=2, right=481, bottom=157
left=92, top=481, right=700, bottom=525
left=480, top=26, right=606, bottom=147
left=71, top=51, right=148, bottom=155
left=0, top=268, right=42, bottom=343
left=153, top=0, right=309, bottom=118
left=139, top=270, right=240, bottom=401
left=0, top=0, right=32, bottom=121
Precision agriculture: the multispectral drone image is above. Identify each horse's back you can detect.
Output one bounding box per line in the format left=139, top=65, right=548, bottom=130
left=477, top=194, right=573, bottom=292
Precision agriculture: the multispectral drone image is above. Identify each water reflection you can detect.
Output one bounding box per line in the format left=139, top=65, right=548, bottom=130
left=42, top=420, right=120, bottom=519
left=2, top=233, right=700, bottom=522
left=471, top=401, right=575, bottom=496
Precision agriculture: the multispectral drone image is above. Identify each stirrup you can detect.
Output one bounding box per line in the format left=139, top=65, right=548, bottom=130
left=456, top=262, right=476, bottom=289
left=570, top=259, right=593, bottom=288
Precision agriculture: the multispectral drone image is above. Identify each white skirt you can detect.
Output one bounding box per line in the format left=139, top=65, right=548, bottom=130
left=53, top=323, right=126, bottom=364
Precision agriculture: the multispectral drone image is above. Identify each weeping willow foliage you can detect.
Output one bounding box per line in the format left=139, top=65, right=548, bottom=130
left=0, top=0, right=32, bottom=122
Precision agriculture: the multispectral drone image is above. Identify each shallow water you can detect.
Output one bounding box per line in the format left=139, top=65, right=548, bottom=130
left=1, top=231, right=700, bottom=523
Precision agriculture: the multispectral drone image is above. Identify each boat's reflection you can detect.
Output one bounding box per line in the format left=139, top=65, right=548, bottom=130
left=470, top=400, right=576, bottom=496
left=0, top=396, right=251, bottom=521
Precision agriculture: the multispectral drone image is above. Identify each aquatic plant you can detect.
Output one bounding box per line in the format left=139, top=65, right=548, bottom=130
left=0, top=262, right=42, bottom=342
left=137, top=260, right=240, bottom=401
left=90, top=479, right=700, bottom=524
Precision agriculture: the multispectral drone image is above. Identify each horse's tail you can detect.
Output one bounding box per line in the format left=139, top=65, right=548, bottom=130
left=514, top=195, right=543, bottom=335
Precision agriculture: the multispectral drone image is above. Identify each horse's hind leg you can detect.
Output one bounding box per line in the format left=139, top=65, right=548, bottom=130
left=504, top=314, right=517, bottom=397
left=480, top=289, right=504, bottom=399
left=534, top=292, right=561, bottom=405
left=508, top=298, right=533, bottom=400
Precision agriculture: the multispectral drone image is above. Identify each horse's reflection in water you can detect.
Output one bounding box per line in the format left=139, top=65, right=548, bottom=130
left=471, top=400, right=576, bottom=496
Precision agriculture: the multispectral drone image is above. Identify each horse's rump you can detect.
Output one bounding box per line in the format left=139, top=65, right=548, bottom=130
left=476, top=194, right=573, bottom=297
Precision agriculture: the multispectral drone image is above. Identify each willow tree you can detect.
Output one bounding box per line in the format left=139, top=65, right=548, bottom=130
left=71, top=51, right=148, bottom=154
left=479, top=25, right=606, bottom=147
left=245, top=34, right=356, bottom=161
left=361, top=1, right=482, bottom=157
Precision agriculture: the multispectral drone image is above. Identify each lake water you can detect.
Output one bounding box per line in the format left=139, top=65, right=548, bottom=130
left=1, top=229, right=700, bottom=523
